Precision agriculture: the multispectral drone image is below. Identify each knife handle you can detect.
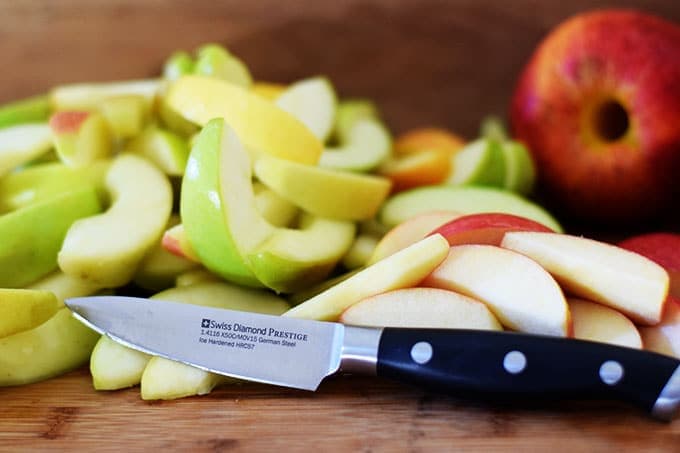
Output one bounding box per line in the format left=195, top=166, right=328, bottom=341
left=373, top=328, right=680, bottom=420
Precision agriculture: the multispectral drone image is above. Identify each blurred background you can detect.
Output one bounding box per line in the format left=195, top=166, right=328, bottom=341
left=2, top=0, right=679, bottom=138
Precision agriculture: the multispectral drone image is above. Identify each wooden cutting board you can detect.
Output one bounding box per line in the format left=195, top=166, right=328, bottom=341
left=1, top=367, right=678, bottom=451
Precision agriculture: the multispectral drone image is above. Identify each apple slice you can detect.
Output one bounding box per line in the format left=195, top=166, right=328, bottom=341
left=253, top=182, right=299, bottom=227
left=639, top=297, right=680, bottom=358
left=340, top=287, right=502, bottom=330
left=447, top=138, right=505, bottom=186
left=27, top=270, right=102, bottom=300
left=0, top=307, right=100, bottom=386
left=0, top=95, right=50, bottom=129
left=166, top=75, right=322, bottom=164
left=284, top=234, right=450, bottom=321
left=501, top=141, right=536, bottom=195
left=58, top=154, right=172, bottom=287
left=618, top=233, right=680, bottom=299
left=368, top=210, right=461, bottom=264
left=0, top=123, right=53, bottom=177
left=193, top=43, right=253, bottom=88
left=253, top=154, right=391, bottom=221
left=98, top=95, right=147, bottom=139
left=175, top=269, right=221, bottom=287
left=568, top=298, right=642, bottom=348
left=333, top=99, right=379, bottom=142
left=276, top=77, right=337, bottom=142
left=0, top=160, right=109, bottom=213
left=393, top=127, right=464, bottom=155
left=0, top=187, right=102, bottom=287
left=49, top=111, right=112, bottom=167
left=379, top=185, right=563, bottom=232
left=501, top=232, right=669, bottom=325
left=342, top=234, right=380, bottom=270
left=0, top=289, right=62, bottom=338
left=89, top=336, right=152, bottom=391
left=162, top=224, right=200, bottom=262
left=319, top=118, right=391, bottom=172
left=422, top=245, right=570, bottom=336
left=49, top=79, right=161, bottom=112
left=251, top=81, right=287, bottom=101
left=124, top=125, right=189, bottom=176
left=163, top=50, right=195, bottom=81
left=377, top=148, right=452, bottom=192
left=431, top=213, right=554, bottom=247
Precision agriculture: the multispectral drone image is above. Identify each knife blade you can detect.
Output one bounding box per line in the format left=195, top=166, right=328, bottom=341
left=65, top=295, right=680, bottom=420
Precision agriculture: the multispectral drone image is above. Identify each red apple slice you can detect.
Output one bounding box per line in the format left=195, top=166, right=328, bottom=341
left=568, top=298, right=642, bottom=349
left=430, top=212, right=554, bottom=247
left=639, top=297, right=680, bottom=358
left=340, top=287, right=502, bottom=330
left=618, top=233, right=680, bottom=299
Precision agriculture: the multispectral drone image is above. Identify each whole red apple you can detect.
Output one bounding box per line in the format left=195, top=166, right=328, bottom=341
left=511, top=9, right=680, bottom=224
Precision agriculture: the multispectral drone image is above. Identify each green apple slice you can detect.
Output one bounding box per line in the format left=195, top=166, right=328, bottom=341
left=379, top=185, right=562, bottom=232
left=448, top=138, right=505, bottom=186
left=253, top=182, right=299, bottom=227
left=0, top=95, right=50, bottom=129
left=0, top=289, right=62, bottom=338
left=253, top=154, right=391, bottom=221
left=0, top=123, right=53, bottom=177
left=49, top=111, right=112, bottom=167
left=284, top=234, right=450, bottom=321
left=319, top=119, right=391, bottom=172
left=0, top=160, right=109, bottom=213
left=99, top=95, right=147, bottom=139
left=275, top=77, right=337, bottom=142
left=479, top=115, right=508, bottom=142
left=58, top=154, right=172, bottom=287
left=27, top=270, right=102, bottom=300
left=193, top=44, right=252, bottom=88
left=49, top=79, right=161, bottom=112
left=501, top=141, right=536, bottom=195
left=334, top=99, right=379, bottom=142
left=166, top=75, right=322, bottom=164
left=0, top=187, right=102, bottom=287
left=0, top=307, right=99, bottom=386
left=124, top=125, right=189, bottom=176
left=163, top=51, right=195, bottom=81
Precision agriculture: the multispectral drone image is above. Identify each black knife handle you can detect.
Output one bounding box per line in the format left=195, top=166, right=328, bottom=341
left=375, top=328, right=680, bottom=420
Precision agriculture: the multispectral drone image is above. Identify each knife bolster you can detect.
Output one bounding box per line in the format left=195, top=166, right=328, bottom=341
left=339, top=326, right=383, bottom=375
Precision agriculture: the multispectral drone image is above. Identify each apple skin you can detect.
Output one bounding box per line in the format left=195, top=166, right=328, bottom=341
left=618, top=233, right=680, bottom=299
left=511, top=9, right=680, bottom=223
left=430, top=213, right=554, bottom=247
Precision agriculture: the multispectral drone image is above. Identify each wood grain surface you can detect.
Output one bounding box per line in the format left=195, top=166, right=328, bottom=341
left=2, top=1, right=680, bottom=450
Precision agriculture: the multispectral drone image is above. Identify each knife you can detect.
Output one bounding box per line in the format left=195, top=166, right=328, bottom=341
left=65, top=296, right=680, bottom=420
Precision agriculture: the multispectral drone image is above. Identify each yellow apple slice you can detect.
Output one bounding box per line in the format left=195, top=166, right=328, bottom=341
left=319, top=119, right=391, bottom=172
left=0, top=289, right=62, bottom=338
left=0, top=123, right=53, bottom=177
left=49, top=79, right=161, bottom=112
left=251, top=81, right=286, bottom=100
left=368, top=210, right=461, bottom=264
left=568, top=298, right=641, bottom=348
left=340, top=287, right=502, bottom=330
left=284, top=234, right=450, bottom=321
left=640, top=298, right=680, bottom=358
left=275, top=77, right=337, bottom=142
left=422, top=245, right=570, bottom=336
left=58, top=154, right=172, bottom=287
left=49, top=111, right=112, bottom=167
left=253, top=154, right=391, bottom=221
left=166, top=75, right=322, bottom=164
left=27, top=270, right=102, bottom=300
left=501, top=232, right=669, bottom=325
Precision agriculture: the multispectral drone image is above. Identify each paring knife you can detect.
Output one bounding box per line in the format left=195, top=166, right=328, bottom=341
left=65, top=296, right=680, bottom=420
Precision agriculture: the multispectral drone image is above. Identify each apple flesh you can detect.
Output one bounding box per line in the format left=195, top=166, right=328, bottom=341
left=431, top=213, right=553, bottom=247
left=193, top=43, right=252, bottom=88
left=0, top=123, right=53, bottom=177
left=253, top=154, right=391, bottom=221
left=511, top=9, right=680, bottom=222
left=49, top=79, right=161, bottom=112
left=379, top=185, right=562, bottom=232
left=0, top=187, right=102, bottom=287
left=49, top=111, right=112, bottom=167
left=618, top=233, right=680, bottom=299
left=393, top=127, right=464, bottom=155
left=333, top=99, right=380, bottom=143
left=568, top=298, right=642, bottom=349
left=340, top=287, right=502, bottom=330
left=99, top=95, right=147, bottom=139
left=342, top=234, right=380, bottom=270
left=0, top=95, right=50, bottom=129
left=276, top=77, right=337, bottom=142
left=639, top=297, right=680, bottom=358
left=377, top=148, right=452, bottom=192
left=447, top=138, right=505, bottom=187
left=163, top=51, right=195, bottom=81
left=27, top=270, right=102, bottom=300
left=319, top=119, right=392, bottom=173
left=284, top=234, right=450, bottom=321
left=501, top=232, right=669, bottom=325
left=422, top=245, right=570, bottom=336
left=58, top=154, right=173, bottom=287
left=252, top=182, right=299, bottom=227
left=124, top=125, right=189, bottom=176
left=162, top=224, right=200, bottom=262
left=0, top=289, right=62, bottom=338
left=251, top=82, right=287, bottom=101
